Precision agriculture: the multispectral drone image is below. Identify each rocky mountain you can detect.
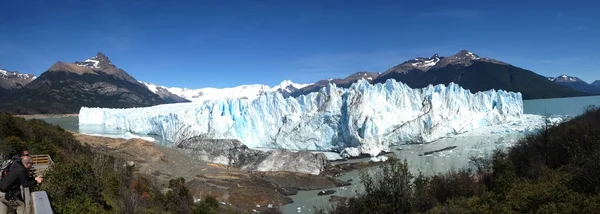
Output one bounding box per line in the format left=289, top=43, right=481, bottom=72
left=0, top=69, right=37, bottom=96
left=592, top=80, right=600, bottom=87
left=547, top=75, right=600, bottom=95
left=0, top=52, right=165, bottom=114
left=139, top=81, right=190, bottom=103
left=370, top=50, right=585, bottom=99
left=162, top=80, right=309, bottom=102
left=289, top=71, right=380, bottom=97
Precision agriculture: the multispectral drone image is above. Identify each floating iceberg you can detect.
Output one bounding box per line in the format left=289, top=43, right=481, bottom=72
left=79, top=79, right=524, bottom=157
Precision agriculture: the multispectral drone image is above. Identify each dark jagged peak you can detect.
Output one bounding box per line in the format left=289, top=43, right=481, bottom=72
left=592, top=80, right=600, bottom=87
left=74, top=52, right=113, bottom=69
left=455, top=49, right=480, bottom=59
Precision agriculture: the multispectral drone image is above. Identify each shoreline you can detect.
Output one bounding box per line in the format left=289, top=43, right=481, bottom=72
left=14, top=114, right=78, bottom=119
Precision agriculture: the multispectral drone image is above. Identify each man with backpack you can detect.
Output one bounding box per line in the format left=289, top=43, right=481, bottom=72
left=0, top=155, right=43, bottom=201
left=0, top=153, right=43, bottom=213
left=0, top=150, right=29, bottom=181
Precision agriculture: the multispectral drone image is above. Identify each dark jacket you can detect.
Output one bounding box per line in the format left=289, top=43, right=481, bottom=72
left=0, top=160, right=37, bottom=192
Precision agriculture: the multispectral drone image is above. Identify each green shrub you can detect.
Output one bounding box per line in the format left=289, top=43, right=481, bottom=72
left=318, top=107, right=600, bottom=214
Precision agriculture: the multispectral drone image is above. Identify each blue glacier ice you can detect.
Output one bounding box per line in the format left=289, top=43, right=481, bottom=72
left=79, top=79, right=525, bottom=157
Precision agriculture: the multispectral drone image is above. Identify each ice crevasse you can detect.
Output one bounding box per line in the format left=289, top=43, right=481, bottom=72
left=79, top=79, right=524, bottom=157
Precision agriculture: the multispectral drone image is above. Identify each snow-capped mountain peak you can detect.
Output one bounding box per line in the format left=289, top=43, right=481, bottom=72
left=0, top=68, right=37, bottom=90
left=553, top=74, right=583, bottom=83
left=383, top=50, right=509, bottom=75
left=456, top=49, right=480, bottom=59
left=0, top=68, right=37, bottom=80
left=75, top=52, right=112, bottom=69
left=271, top=80, right=310, bottom=93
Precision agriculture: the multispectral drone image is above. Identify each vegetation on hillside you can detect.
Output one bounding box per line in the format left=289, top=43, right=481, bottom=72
left=0, top=113, right=272, bottom=213
left=317, top=106, right=600, bottom=213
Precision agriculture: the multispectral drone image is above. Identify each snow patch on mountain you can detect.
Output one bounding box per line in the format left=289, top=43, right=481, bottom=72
left=0, top=69, right=37, bottom=80
left=74, top=52, right=111, bottom=69
left=410, top=55, right=441, bottom=70
left=140, top=81, right=160, bottom=93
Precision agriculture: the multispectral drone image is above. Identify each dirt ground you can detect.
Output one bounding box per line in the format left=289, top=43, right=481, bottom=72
left=72, top=132, right=350, bottom=211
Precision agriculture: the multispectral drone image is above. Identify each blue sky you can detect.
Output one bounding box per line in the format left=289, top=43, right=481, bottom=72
left=1, top=0, right=598, bottom=88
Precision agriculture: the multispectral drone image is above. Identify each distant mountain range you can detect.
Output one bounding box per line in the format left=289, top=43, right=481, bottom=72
left=141, top=80, right=309, bottom=102
left=293, top=50, right=586, bottom=100
left=0, top=50, right=595, bottom=114
left=546, top=75, right=600, bottom=95
left=0, top=69, right=36, bottom=94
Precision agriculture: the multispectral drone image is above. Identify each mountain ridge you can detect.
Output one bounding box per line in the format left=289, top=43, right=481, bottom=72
left=0, top=68, right=37, bottom=90
left=547, top=74, right=600, bottom=95
left=288, top=50, right=586, bottom=100
left=149, top=80, right=310, bottom=102
left=0, top=53, right=165, bottom=114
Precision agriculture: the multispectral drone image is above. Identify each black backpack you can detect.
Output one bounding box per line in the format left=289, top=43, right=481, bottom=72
left=0, top=156, right=20, bottom=179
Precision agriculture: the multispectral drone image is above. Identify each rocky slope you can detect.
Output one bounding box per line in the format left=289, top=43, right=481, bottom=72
left=173, top=136, right=328, bottom=175
left=73, top=132, right=346, bottom=211
left=0, top=68, right=36, bottom=96
left=592, top=80, right=600, bottom=87
left=548, top=74, right=600, bottom=95
left=0, top=52, right=165, bottom=114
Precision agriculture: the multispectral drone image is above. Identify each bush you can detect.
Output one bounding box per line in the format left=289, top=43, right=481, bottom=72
left=319, top=107, right=600, bottom=213
left=0, top=113, right=264, bottom=213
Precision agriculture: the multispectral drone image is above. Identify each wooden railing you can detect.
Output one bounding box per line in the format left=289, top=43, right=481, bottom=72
left=31, top=155, right=54, bottom=176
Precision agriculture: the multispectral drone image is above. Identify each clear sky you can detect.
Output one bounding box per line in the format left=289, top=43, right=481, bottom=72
left=1, top=0, right=598, bottom=88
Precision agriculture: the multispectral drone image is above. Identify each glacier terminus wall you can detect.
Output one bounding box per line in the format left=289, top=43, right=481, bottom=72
left=79, top=79, right=524, bottom=157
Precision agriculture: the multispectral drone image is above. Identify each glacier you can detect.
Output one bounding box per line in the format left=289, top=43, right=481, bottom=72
left=79, top=79, right=524, bottom=157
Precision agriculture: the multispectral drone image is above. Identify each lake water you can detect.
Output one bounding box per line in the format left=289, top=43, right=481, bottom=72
left=40, top=95, right=600, bottom=214
left=523, top=95, right=600, bottom=116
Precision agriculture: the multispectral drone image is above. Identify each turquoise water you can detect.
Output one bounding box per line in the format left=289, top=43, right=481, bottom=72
left=523, top=95, right=600, bottom=116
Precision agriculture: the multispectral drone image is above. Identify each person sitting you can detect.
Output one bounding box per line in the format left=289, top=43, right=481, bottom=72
left=0, top=155, right=43, bottom=201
